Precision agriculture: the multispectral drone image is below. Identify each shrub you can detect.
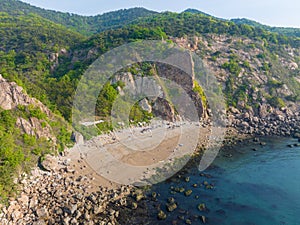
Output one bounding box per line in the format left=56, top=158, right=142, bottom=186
left=267, top=96, right=285, bottom=108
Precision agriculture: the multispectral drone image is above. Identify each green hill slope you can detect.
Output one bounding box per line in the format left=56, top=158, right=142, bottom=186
left=0, top=11, right=84, bottom=104
left=0, top=0, right=157, bottom=35
left=182, top=8, right=300, bottom=38
left=232, top=18, right=300, bottom=38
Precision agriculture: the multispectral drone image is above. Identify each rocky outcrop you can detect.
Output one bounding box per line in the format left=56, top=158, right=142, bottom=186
left=155, top=61, right=194, bottom=93
left=71, top=132, right=84, bottom=145
left=112, top=59, right=205, bottom=122
left=0, top=74, right=56, bottom=142
left=50, top=48, right=68, bottom=71
left=16, top=117, right=55, bottom=141
left=152, top=97, right=176, bottom=122
left=172, top=36, right=199, bottom=52
left=139, top=98, right=152, bottom=113
left=0, top=74, right=51, bottom=115
left=171, top=34, right=300, bottom=137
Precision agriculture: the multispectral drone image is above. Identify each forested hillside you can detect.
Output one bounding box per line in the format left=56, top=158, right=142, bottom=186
left=184, top=8, right=300, bottom=38
left=0, top=75, right=73, bottom=200
left=232, top=18, right=300, bottom=38
left=1, top=3, right=298, bottom=125
left=0, top=0, right=157, bottom=35
left=135, top=12, right=300, bottom=47
left=2, top=0, right=300, bottom=37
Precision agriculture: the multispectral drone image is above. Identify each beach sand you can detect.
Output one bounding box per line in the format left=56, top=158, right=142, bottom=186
left=65, top=121, right=213, bottom=190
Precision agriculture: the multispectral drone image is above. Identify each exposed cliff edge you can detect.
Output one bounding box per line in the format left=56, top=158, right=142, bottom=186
left=0, top=74, right=56, bottom=143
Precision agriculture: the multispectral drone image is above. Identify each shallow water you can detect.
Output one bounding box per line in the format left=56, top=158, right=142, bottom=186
left=144, top=137, right=300, bottom=225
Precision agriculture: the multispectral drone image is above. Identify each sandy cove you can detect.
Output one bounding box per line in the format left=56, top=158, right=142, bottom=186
left=0, top=120, right=220, bottom=224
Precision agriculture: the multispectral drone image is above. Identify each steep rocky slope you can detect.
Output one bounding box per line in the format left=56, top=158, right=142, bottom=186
left=172, top=35, right=300, bottom=136
left=0, top=75, right=55, bottom=141
left=0, top=74, right=72, bottom=199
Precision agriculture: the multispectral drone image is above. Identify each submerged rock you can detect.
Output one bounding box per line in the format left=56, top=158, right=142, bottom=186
left=200, top=215, right=206, bottom=223
left=168, top=197, right=175, bottom=204
left=197, top=203, right=206, bottom=212
left=151, top=192, right=157, bottom=198
left=166, top=202, right=177, bottom=212
left=185, top=218, right=192, bottom=224
left=134, top=191, right=144, bottom=202
left=131, top=202, right=138, bottom=210
left=185, top=189, right=193, bottom=196
left=157, top=210, right=167, bottom=220
left=179, top=187, right=185, bottom=193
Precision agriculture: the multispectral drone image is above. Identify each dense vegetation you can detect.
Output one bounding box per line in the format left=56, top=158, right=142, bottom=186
left=232, top=18, right=300, bottom=38
left=47, top=26, right=167, bottom=120
left=46, top=11, right=300, bottom=119
left=0, top=7, right=81, bottom=201
left=0, top=0, right=157, bottom=35
left=136, top=12, right=300, bottom=48
left=0, top=105, right=72, bottom=201
left=0, top=3, right=299, bottom=124
left=0, top=11, right=84, bottom=107
left=183, top=8, right=300, bottom=38
left=2, top=0, right=300, bottom=38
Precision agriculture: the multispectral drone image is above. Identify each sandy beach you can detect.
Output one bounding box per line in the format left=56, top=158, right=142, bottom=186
left=66, top=121, right=212, bottom=188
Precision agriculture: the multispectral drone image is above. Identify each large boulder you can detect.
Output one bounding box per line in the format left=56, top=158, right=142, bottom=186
left=40, top=155, right=58, bottom=172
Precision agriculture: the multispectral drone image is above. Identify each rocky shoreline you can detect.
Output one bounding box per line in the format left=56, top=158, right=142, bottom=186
left=0, top=112, right=299, bottom=224
left=0, top=152, right=134, bottom=225
left=228, top=107, right=300, bottom=138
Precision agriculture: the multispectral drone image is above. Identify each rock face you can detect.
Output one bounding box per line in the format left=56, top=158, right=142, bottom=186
left=112, top=60, right=205, bottom=122
left=0, top=75, right=30, bottom=110
left=16, top=117, right=54, bottom=141
left=152, top=97, right=176, bottom=122
left=169, top=35, right=300, bottom=137
left=155, top=60, right=194, bottom=94
left=139, top=98, right=152, bottom=113
left=0, top=74, right=56, bottom=142
left=0, top=75, right=50, bottom=114
left=155, top=62, right=204, bottom=121
left=71, top=132, right=84, bottom=145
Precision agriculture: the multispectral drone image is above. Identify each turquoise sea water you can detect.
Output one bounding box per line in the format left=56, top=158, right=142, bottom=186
left=144, top=137, right=300, bottom=225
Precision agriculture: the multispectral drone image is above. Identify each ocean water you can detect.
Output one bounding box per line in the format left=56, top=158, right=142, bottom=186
left=144, top=137, right=300, bottom=225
